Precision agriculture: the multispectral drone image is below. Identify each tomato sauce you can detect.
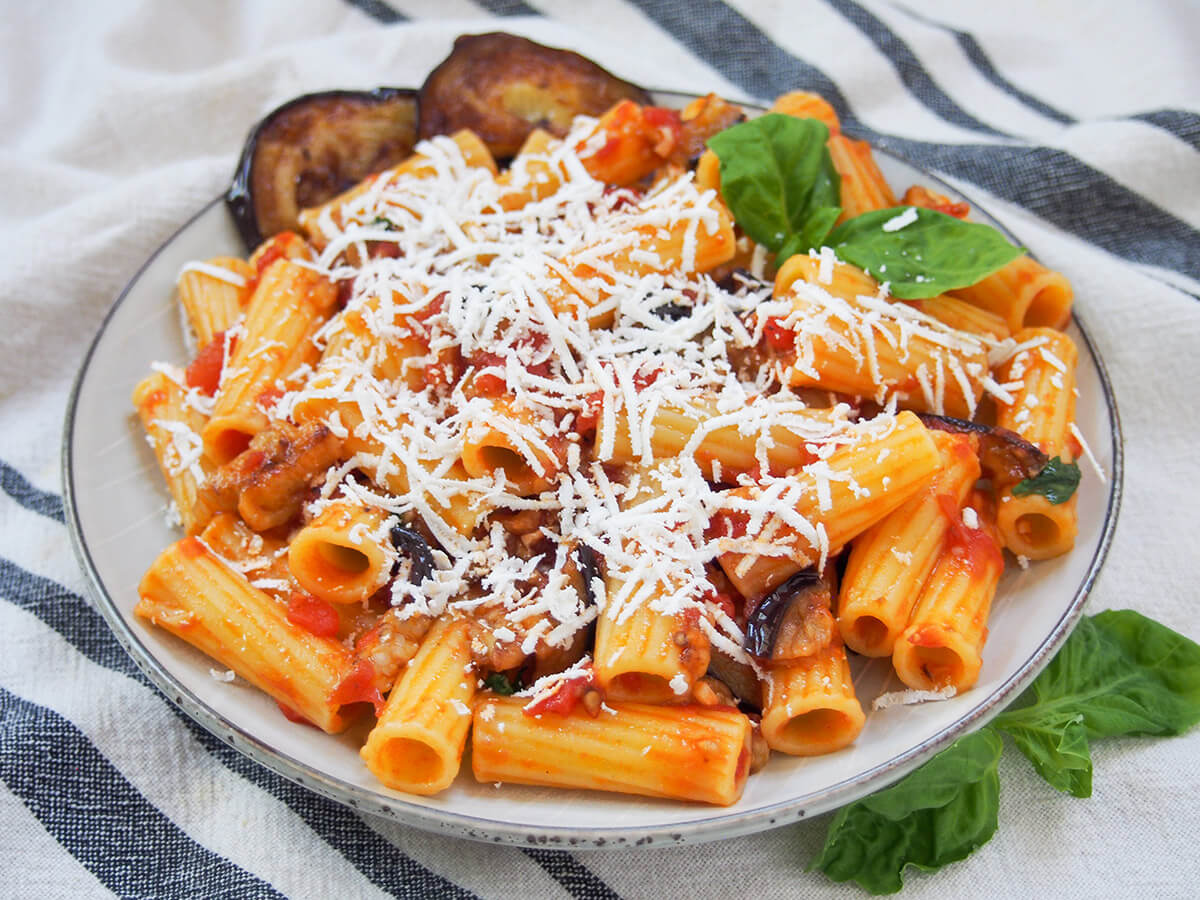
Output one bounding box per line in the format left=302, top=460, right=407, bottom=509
left=276, top=702, right=318, bottom=728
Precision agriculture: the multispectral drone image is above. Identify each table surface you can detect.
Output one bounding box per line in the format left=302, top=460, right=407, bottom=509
left=2, top=1, right=1198, bottom=898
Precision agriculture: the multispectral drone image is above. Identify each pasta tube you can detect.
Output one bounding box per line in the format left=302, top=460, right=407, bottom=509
left=177, top=257, right=253, bottom=348
left=360, top=617, right=476, bottom=795
left=135, top=537, right=358, bottom=733
left=950, top=255, right=1073, bottom=332
left=288, top=502, right=393, bottom=605
left=203, top=257, right=338, bottom=464
left=892, top=496, right=1004, bottom=692
left=132, top=370, right=216, bottom=535
left=760, top=636, right=865, bottom=756
left=838, top=431, right=981, bottom=657
left=717, top=411, right=941, bottom=600
left=472, top=697, right=752, bottom=806
left=993, top=327, right=1079, bottom=559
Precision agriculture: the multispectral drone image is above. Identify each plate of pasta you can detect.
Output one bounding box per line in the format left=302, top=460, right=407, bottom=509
left=63, top=34, right=1120, bottom=847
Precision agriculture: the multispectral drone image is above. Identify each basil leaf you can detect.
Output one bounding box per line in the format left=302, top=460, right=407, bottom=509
left=996, top=710, right=1094, bottom=798
left=810, top=729, right=1002, bottom=894
left=707, top=114, right=840, bottom=256
left=994, top=611, right=1200, bottom=797
left=484, top=673, right=520, bottom=696
left=826, top=207, right=1025, bottom=299
left=1012, top=456, right=1081, bottom=505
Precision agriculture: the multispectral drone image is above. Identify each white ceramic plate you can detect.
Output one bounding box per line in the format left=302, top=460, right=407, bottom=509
left=62, top=92, right=1122, bottom=848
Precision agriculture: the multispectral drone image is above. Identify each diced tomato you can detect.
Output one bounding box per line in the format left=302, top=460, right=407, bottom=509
left=633, top=365, right=662, bottom=392
left=276, top=701, right=318, bottom=728
left=185, top=331, right=230, bottom=396
left=330, top=659, right=385, bottom=716
left=286, top=591, right=340, bottom=640
left=762, top=317, right=797, bottom=352
left=574, top=390, right=604, bottom=435
left=523, top=669, right=596, bottom=718
left=706, top=510, right=748, bottom=542
left=468, top=350, right=506, bottom=396
left=642, top=106, right=684, bottom=157
left=936, top=494, right=1003, bottom=572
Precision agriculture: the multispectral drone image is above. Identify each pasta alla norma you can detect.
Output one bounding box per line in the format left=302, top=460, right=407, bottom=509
left=133, top=74, right=1093, bottom=806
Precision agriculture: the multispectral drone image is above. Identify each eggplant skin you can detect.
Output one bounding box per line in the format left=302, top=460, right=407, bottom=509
left=418, top=33, right=651, bottom=158
left=226, top=88, right=418, bottom=250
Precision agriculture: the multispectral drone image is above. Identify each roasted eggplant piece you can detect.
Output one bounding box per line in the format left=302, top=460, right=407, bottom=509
left=706, top=647, right=763, bottom=709
left=389, top=523, right=436, bottom=584
left=418, top=32, right=651, bottom=158
left=670, top=93, right=745, bottom=168
left=917, top=413, right=1047, bottom=486
left=744, top=567, right=836, bottom=662
left=227, top=88, right=418, bottom=250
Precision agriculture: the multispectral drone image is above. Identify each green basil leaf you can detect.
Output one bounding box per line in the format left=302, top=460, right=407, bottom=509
left=810, top=728, right=1002, bottom=894
left=994, top=611, right=1200, bottom=795
left=1012, top=456, right=1081, bottom=505
left=707, top=115, right=839, bottom=256
left=484, top=673, right=520, bottom=696
left=998, top=711, right=1093, bottom=797
left=826, top=207, right=1025, bottom=299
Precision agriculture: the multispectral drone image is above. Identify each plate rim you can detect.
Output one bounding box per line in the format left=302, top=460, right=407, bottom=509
left=60, top=93, right=1125, bottom=849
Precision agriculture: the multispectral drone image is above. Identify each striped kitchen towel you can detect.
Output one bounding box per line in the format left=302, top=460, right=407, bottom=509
left=1, top=1, right=1197, bottom=897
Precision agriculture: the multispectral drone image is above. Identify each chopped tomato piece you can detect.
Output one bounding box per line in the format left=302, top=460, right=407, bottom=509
left=184, top=331, right=230, bottom=396
left=633, top=365, right=662, bottom=391
left=330, top=659, right=385, bottom=716
left=286, top=591, right=340, bottom=640
left=523, top=668, right=596, bottom=717
left=574, top=390, right=604, bottom=435
left=762, top=318, right=796, bottom=352
left=936, top=495, right=1003, bottom=572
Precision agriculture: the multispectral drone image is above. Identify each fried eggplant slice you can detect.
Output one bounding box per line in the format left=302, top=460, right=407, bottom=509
left=206, top=421, right=342, bottom=532
left=418, top=32, right=650, bottom=158
left=227, top=88, right=418, bottom=250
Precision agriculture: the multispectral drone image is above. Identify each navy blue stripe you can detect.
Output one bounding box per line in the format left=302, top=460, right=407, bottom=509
left=474, top=0, right=540, bottom=15
left=1132, top=109, right=1200, bottom=154
left=897, top=4, right=1200, bottom=152
left=822, top=0, right=1008, bottom=137
left=344, top=0, right=407, bottom=23
left=522, top=848, right=622, bottom=900
left=890, top=2, right=1075, bottom=126
left=1, top=459, right=64, bottom=523
left=0, top=555, right=479, bottom=899
left=628, top=0, right=1200, bottom=283
left=0, top=685, right=284, bottom=900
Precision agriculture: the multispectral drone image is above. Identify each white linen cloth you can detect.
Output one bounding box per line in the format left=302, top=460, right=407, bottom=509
left=2, top=1, right=1198, bottom=897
